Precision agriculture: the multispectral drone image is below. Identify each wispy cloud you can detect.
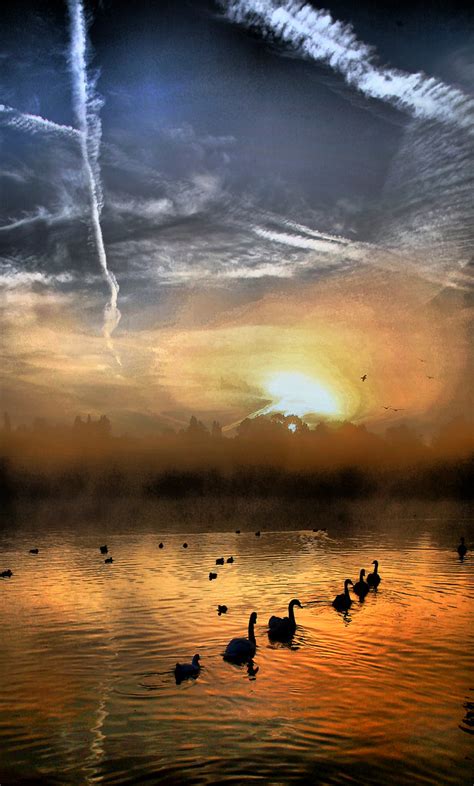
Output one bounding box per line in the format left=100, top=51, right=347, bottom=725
left=0, top=103, right=80, bottom=140
left=221, top=1, right=474, bottom=132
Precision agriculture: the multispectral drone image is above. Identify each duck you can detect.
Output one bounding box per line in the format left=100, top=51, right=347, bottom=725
left=100, top=545, right=108, bottom=554
left=217, top=604, right=228, bottom=615
left=226, top=556, right=234, bottom=564
left=235, top=530, right=241, bottom=534
left=159, top=542, right=164, bottom=549
left=255, top=531, right=261, bottom=537
left=224, top=611, right=257, bottom=661
left=216, top=557, right=224, bottom=565
left=457, top=537, right=468, bottom=559
left=209, top=572, right=217, bottom=580
left=268, top=599, right=302, bottom=639
left=366, top=560, right=381, bottom=587
left=29, top=548, right=39, bottom=555
left=104, top=557, right=113, bottom=564
left=332, top=579, right=353, bottom=611
left=1, top=569, right=13, bottom=578
left=182, top=543, right=188, bottom=549
left=353, top=569, right=370, bottom=598
left=174, top=654, right=200, bottom=684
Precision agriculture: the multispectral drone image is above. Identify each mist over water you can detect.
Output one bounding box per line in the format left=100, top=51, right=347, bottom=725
left=1, top=508, right=473, bottom=785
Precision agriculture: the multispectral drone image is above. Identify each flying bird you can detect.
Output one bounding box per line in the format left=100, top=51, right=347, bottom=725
left=360, top=374, right=367, bottom=382
left=427, top=376, right=435, bottom=379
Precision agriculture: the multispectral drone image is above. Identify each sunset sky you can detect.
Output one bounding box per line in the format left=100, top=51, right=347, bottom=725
left=1, top=0, right=472, bottom=435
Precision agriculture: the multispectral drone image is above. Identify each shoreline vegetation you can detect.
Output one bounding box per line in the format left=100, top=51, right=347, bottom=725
left=1, top=414, right=472, bottom=519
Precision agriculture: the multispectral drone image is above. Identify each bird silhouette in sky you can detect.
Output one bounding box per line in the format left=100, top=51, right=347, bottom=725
left=427, top=375, right=435, bottom=379
left=361, top=374, right=367, bottom=382
left=418, top=358, right=426, bottom=362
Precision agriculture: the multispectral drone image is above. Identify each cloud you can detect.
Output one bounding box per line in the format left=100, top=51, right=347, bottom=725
left=221, top=1, right=474, bottom=132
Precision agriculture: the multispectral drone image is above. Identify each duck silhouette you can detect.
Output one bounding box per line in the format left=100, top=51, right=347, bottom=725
left=29, top=549, right=39, bottom=555
left=268, top=599, right=302, bottom=640
left=1, top=569, right=13, bottom=578
left=457, top=537, right=468, bottom=559
left=353, top=569, right=370, bottom=599
left=159, top=542, right=164, bottom=549
left=99, top=545, right=108, bottom=554
left=367, top=560, right=381, bottom=587
left=224, top=611, right=257, bottom=662
left=209, top=572, right=217, bottom=581
left=332, top=579, right=353, bottom=611
left=174, top=654, right=200, bottom=684
left=216, top=557, right=224, bottom=565
left=226, top=556, right=234, bottom=564
left=104, top=557, right=113, bottom=564
left=218, top=604, right=228, bottom=615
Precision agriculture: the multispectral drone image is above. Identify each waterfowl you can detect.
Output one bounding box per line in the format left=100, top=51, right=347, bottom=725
left=332, top=579, right=353, bottom=611
left=1, top=569, right=13, bottom=578
left=224, top=611, right=257, bottom=661
left=255, top=531, right=261, bottom=537
left=218, top=604, right=228, bottom=615
left=29, top=549, right=39, bottom=555
left=216, top=557, right=224, bottom=565
left=226, top=556, right=234, bottom=564
left=159, top=543, right=164, bottom=549
left=104, top=557, right=113, bottom=564
left=458, top=537, right=467, bottom=559
left=268, top=599, right=302, bottom=639
left=100, top=545, right=108, bottom=555
left=235, top=530, right=241, bottom=534
left=174, top=654, right=200, bottom=684
left=353, top=569, right=370, bottom=598
left=183, top=543, right=188, bottom=549
left=367, top=560, right=381, bottom=587
left=209, top=572, right=217, bottom=580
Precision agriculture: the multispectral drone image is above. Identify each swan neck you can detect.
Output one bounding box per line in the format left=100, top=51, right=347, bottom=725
left=248, top=620, right=256, bottom=644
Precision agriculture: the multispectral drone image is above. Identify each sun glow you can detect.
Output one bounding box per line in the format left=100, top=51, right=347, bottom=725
left=264, top=372, right=340, bottom=418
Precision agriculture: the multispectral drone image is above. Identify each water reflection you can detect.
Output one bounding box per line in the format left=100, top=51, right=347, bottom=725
left=0, top=516, right=473, bottom=785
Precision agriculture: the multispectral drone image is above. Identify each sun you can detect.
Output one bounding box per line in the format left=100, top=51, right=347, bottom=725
left=264, top=371, right=340, bottom=418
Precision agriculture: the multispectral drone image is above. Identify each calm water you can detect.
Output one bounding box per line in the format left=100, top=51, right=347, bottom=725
left=1, top=514, right=473, bottom=785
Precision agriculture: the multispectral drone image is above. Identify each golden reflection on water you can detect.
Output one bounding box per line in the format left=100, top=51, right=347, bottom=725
left=1, top=518, right=473, bottom=785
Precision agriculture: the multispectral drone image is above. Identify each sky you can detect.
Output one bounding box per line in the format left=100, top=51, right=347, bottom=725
left=0, top=0, right=473, bottom=436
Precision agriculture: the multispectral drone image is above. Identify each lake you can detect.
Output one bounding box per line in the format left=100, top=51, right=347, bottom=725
left=1, top=507, right=473, bottom=785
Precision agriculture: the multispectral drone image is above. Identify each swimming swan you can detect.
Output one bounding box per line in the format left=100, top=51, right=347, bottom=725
left=353, top=569, right=370, bottom=598
left=268, top=599, right=302, bottom=639
left=174, top=654, right=201, bottom=683
left=367, top=560, right=381, bottom=587
left=224, top=611, right=257, bottom=661
left=332, top=579, right=353, bottom=611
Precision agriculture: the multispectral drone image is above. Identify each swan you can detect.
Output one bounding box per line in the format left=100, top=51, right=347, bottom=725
left=224, top=611, right=257, bottom=661
left=367, top=560, right=381, bottom=587
left=268, top=599, right=302, bottom=639
left=216, top=557, right=224, bottom=565
left=332, top=579, right=353, bottom=611
left=353, top=569, right=370, bottom=598
left=174, top=654, right=200, bottom=683
left=100, top=545, right=108, bottom=554
left=458, top=537, right=467, bottom=558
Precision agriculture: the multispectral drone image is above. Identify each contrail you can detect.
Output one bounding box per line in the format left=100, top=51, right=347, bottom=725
left=0, top=103, right=81, bottom=140
left=221, top=1, right=474, bottom=132
left=67, top=0, right=121, bottom=364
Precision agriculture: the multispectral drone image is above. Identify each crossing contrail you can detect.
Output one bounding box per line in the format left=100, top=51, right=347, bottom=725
left=221, top=1, right=474, bottom=132
left=67, top=0, right=121, bottom=365
left=0, top=103, right=81, bottom=139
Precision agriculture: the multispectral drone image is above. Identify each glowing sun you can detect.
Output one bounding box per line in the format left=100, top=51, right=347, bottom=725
left=264, top=372, right=340, bottom=418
